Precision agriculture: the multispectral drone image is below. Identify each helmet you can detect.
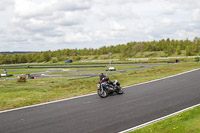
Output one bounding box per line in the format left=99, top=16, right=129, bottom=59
left=99, top=73, right=104, bottom=77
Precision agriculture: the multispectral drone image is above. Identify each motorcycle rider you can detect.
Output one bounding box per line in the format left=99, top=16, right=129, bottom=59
left=99, top=73, right=113, bottom=85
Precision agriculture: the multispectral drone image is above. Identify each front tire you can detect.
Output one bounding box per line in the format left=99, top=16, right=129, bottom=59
left=97, top=89, right=108, bottom=98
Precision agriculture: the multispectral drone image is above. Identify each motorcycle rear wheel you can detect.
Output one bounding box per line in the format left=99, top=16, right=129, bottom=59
left=116, top=87, right=123, bottom=95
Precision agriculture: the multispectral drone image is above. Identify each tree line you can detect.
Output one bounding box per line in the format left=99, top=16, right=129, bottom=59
left=0, top=37, right=200, bottom=64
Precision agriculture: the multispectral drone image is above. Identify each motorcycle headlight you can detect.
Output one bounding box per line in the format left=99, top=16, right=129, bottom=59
left=97, top=84, right=100, bottom=88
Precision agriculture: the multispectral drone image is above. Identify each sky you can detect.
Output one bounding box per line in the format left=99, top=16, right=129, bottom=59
left=0, top=0, right=200, bottom=51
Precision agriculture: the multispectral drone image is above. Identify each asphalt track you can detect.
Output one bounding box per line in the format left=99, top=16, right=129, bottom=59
left=0, top=69, right=200, bottom=133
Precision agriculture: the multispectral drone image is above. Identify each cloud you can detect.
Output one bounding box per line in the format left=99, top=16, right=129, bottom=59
left=14, top=0, right=91, bottom=18
left=161, top=18, right=173, bottom=25
left=54, top=0, right=91, bottom=11
left=191, top=9, right=200, bottom=22
left=0, top=0, right=13, bottom=11
left=11, top=0, right=91, bottom=40
left=1, top=0, right=200, bottom=51
left=54, top=11, right=88, bottom=26
left=161, top=5, right=177, bottom=15
left=14, top=0, right=51, bottom=18
left=94, top=0, right=152, bottom=5
left=110, top=21, right=126, bottom=31
left=64, top=33, right=92, bottom=43
left=165, top=0, right=200, bottom=10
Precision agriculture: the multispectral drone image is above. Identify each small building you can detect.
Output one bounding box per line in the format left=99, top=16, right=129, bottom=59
left=1, top=69, right=7, bottom=77
left=65, top=60, right=72, bottom=63
left=4, top=69, right=7, bottom=74
left=0, top=69, right=13, bottom=77
left=1, top=74, right=7, bottom=77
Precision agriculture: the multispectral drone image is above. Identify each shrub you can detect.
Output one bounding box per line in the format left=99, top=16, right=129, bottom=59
left=17, top=76, right=26, bottom=82
left=194, top=57, right=200, bottom=62
left=51, top=57, right=58, bottom=63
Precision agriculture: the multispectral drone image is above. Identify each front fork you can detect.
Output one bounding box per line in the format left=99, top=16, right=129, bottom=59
left=99, top=83, right=106, bottom=94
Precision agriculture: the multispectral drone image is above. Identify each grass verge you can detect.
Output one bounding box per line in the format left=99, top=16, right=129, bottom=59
left=0, top=70, right=45, bottom=75
left=131, top=105, right=200, bottom=133
left=45, top=66, right=138, bottom=75
left=0, top=70, right=45, bottom=79
left=45, top=71, right=117, bottom=75
left=0, top=63, right=200, bottom=111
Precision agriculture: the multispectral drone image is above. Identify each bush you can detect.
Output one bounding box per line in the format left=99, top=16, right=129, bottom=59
left=74, top=56, right=81, bottom=61
left=194, top=57, right=200, bottom=62
left=100, top=55, right=109, bottom=60
left=17, top=76, right=26, bottom=82
left=88, top=56, right=95, bottom=60
left=94, top=55, right=99, bottom=59
left=51, top=57, right=58, bottom=63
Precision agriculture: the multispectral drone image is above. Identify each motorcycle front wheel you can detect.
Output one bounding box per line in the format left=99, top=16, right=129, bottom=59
left=97, top=89, right=108, bottom=98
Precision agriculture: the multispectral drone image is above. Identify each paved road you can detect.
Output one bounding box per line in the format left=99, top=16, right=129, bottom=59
left=0, top=69, right=200, bottom=133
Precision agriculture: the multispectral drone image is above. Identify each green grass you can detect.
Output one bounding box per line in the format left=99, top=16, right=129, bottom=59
left=45, top=71, right=117, bottom=75
left=133, top=50, right=187, bottom=58
left=0, top=68, right=68, bottom=70
left=0, top=70, right=45, bottom=75
left=131, top=106, right=200, bottom=133
left=80, top=65, right=139, bottom=71
left=0, top=70, right=45, bottom=79
left=0, top=76, right=18, bottom=79
left=6, top=71, right=45, bottom=75
left=0, top=63, right=200, bottom=111
left=0, top=77, right=92, bottom=110
left=45, top=66, right=138, bottom=75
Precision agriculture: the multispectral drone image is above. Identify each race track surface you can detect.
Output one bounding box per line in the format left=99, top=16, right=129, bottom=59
left=0, top=69, right=200, bottom=133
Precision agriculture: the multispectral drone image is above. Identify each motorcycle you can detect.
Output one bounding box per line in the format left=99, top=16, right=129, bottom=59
left=97, top=80, right=123, bottom=98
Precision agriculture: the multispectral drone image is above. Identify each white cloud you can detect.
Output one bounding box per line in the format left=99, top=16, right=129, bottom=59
left=166, top=0, right=200, bottom=10
left=0, top=0, right=13, bottom=11
left=161, top=18, right=173, bottom=25
left=14, top=0, right=91, bottom=18
left=64, top=33, right=92, bottom=42
left=14, top=0, right=51, bottom=18
left=191, top=9, right=200, bottom=22
left=1, top=0, right=200, bottom=51
left=54, top=0, right=91, bottom=11
left=161, top=5, right=177, bottom=15
left=53, top=11, right=88, bottom=26
left=110, top=21, right=126, bottom=31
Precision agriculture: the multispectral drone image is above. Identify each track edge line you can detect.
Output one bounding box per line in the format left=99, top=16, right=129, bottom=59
left=119, top=103, right=200, bottom=133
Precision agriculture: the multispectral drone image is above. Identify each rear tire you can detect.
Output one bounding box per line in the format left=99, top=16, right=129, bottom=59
left=116, top=87, right=123, bottom=95
left=97, top=89, right=108, bottom=98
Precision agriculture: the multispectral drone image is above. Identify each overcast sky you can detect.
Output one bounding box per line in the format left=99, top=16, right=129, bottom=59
left=0, top=0, right=200, bottom=51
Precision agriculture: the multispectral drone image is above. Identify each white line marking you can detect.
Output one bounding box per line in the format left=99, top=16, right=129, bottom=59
left=0, top=68, right=200, bottom=114
left=119, top=103, right=200, bottom=133
left=123, top=68, right=200, bottom=89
